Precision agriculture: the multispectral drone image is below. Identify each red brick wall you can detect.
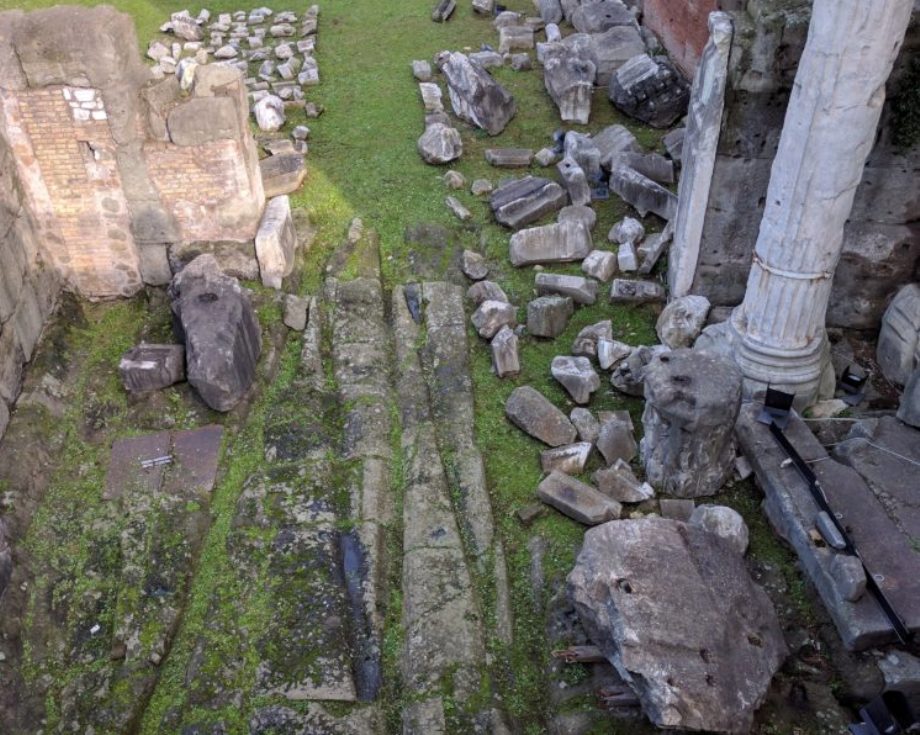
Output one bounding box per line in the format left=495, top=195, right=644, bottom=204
left=644, top=0, right=731, bottom=77
left=2, top=86, right=141, bottom=298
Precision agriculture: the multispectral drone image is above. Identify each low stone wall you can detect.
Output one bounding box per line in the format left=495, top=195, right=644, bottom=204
left=677, top=0, right=920, bottom=329
left=0, top=132, right=60, bottom=441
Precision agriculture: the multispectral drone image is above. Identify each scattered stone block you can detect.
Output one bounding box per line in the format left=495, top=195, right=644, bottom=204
left=582, top=250, right=617, bottom=282
left=617, top=241, right=638, bottom=272
left=485, top=148, right=534, bottom=167
left=568, top=518, right=787, bottom=733
left=557, top=156, right=591, bottom=206
left=641, top=349, right=742, bottom=497
left=282, top=294, right=309, bottom=331
left=541, top=442, right=593, bottom=475
left=527, top=296, right=574, bottom=338
left=570, top=407, right=600, bottom=443
left=610, top=344, right=669, bottom=396
left=168, top=255, right=262, bottom=412
left=544, top=51, right=595, bottom=124
left=490, top=176, right=567, bottom=229
left=255, top=195, right=296, bottom=289
left=470, top=178, right=493, bottom=196
left=472, top=299, right=516, bottom=339
left=538, top=0, right=563, bottom=23
left=611, top=150, right=675, bottom=185
left=412, top=59, right=433, bottom=81
left=609, top=165, right=678, bottom=220
left=609, top=279, right=664, bottom=303
left=443, top=170, right=465, bottom=189
left=571, top=320, right=612, bottom=358
left=608, top=53, right=690, bottom=129
left=663, top=127, right=685, bottom=163
left=516, top=502, right=547, bottom=526
left=609, top=216, right=645, bottom=245
left=431, top=0, right=456, bottom=22
left=419, top=82, right=444, bottom=112
left=593, top=124, right=642, bottom=170
left=534, top=147, right=558, bottom=167
left=597, top=338, right=631, bottom=370
left=418, top=122, right=463, bottom=165
left=467, top=280, right=508, bottom=306
left=119, top=344, right=186, bottom=393
left=537, top=471, right=621, bottom=525
left=830, top=554, right=867, bottom=602
left=570, top=0, right=634, bottom=33
left=637, top=221, right=674, bottom=275
left=253, top=93, right=285, bottom=131
left=439, top=51, right=516, bottom=135
left=260, top=153, right=306, bottom=197
left=505, top=385, right=577, bottom=446
left=472, top=0, right=495, bottom=14
left=469, top=50, right=503, bottom=68
left=593, top=459, right=654, bottom=503
left=551, top=355, right=600, bottom=404
left=596, top=413, right=636, bottom=464
left=535, top=273, right=597, bottom=305
left=491, top=325, right=520, bottom=377
left=510, top=221, right=592, bottom=266
left=498, top=25, right=534, bottom=54
left=656, top=294, right=710, bottom=348
left=877, top=283, right=920, bottom=385
left=689, top=505, right=749, bottom=555
left=510, top=53, right=532, bottom=71
left=461, top=250, right=488, bottom=280
left=445, top=195, right=472, bottom=221
left=659, top=497, right=695, bottom=521
left=557, top=204, right=596, bottom=231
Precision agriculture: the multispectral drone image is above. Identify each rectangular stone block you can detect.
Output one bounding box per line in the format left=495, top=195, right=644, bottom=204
left=255, top=195, right=296, bottom=289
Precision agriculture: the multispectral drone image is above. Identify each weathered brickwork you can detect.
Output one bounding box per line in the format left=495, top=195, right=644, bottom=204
left=642, top=0, right=743, bottom=76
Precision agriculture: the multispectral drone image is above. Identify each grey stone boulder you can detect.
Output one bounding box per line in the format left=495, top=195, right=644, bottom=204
left=510, top=221, right=592, bottom=266
left=537, top=471, right=621, bottom=525
left=877, top=283, right=920, bottom=385
left=641, top=350, right=742, bottom=497
left=689, top=505, right=750, bottom=555
left=610, top=344, right=668, bottom=396
left=535, top=273, right=597, bottom=305
left=169, top=254, right=262, bottom=412
left=491, top=325, right=520, bottom=378
left=596, top=413, right=636, bottom=465
left=505, top=385, right=577, bottom=446
left=490, top=176, right=567, bottom=229
left=557, top=156, right=592, bottom=206
left=471, top=299, right=516, bottom=339
left=609, top=165, right=678, bottom=220
left=534, top=146, right=558, bottom=167
left=119, top=344, right=186, bottom=393
left=467, top=280, right=508, bottom=306
left=540, top=442, right=593, bottom=475
left=593, top=124, right=641, bottom=170
left=570, top=407, right=600, bottom=443
left=597, top=338, right=632, bottom=370
left=581, top=250, right=617, bottom=282
left=253, top=94, right=285, bottom=131
left=255, top=195, right=297, bottom=290
left=557, top=204, right=597, bottom=231
left=543, top=51, right=596, bottom=124
left=471, top=178, right=493, bottom=196
left=282, top=294, right=309, bottom=331
left=608, top=54, right=690, bottom=129
left=431, top=0, right=456, bottom=22
left=461, top=250, right=488, bottom=280
left=571, top=320, right=613, bottom=358
left=551, top=355, right=600, bottom=404
left=418, top=123, right=463, bottom=164
left=570, top=0, right=635, bottom=33
left=527, top=296, right=574, bottom=338
left=593, top=459, right=654, bottom=503
left=656, top=294, right=711, bottom=348
left=412, top=59, right=433, bottom=81
left=568, top=518, right=786, bottom=733
left=609, top=278, right=665, bottom=303
left=563, top=132, right=603, bottom=181
left=439, top=51, right=516, bottom=135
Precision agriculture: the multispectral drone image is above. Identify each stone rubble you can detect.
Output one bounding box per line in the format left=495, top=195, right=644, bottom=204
left=537, top=471, right=622, bottom=525
left=119, top=344, right=186, bottom=393
left=438, top=51, right=516, bottom=135
left=505, top=386, right=577, bottom=446
left=551, top=355, right=600, bottom=405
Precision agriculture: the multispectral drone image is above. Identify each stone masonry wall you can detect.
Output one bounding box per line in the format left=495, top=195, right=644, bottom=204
left=0, top=128, right=59, bottom=442
left=0, top=6, right=265, bottom=298
left=681, top=0, right=920, bottom=330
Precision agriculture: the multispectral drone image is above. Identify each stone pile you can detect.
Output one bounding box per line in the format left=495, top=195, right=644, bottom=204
left=464, top=260, right=521, bottom=378
left=153, top=6, right=320, bottom=154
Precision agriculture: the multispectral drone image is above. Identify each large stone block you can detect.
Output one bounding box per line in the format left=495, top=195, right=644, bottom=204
left=260, top=154, right=306, bottom=198
left=439, top=51, right=516, bottom=135
left=167, top=96, right=241, bottom=146
left=609, top=165, right=678, bottom=220
left=255, top=195, right=296, bottom=289
left=169, top=254, right=262, bottom=412
left=490, top=176, right=567, bottom=229
left=509, top=221, right=592, bottom=266
left=543, top=51, right=595, bottom=124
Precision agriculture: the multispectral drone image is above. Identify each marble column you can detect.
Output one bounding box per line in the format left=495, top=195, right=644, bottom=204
left=669, top=12, right=733, bottom=298
left=724, top=0, right=914, bottom=406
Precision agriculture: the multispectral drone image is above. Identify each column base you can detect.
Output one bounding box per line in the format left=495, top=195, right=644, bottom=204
left=695, top=312, right=834, bottom=411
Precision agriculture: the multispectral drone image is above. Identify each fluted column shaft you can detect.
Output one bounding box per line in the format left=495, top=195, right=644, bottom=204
left=729, top=0, right=915, bottom=405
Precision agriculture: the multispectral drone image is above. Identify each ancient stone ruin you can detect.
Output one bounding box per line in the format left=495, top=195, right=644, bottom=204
left=2, top=0, right=920, bottom=733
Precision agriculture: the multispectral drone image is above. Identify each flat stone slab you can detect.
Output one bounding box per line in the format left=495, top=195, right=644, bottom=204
left=737, top=404, right=920, bottom=650
left=537, top=470, right=621, bottom=525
